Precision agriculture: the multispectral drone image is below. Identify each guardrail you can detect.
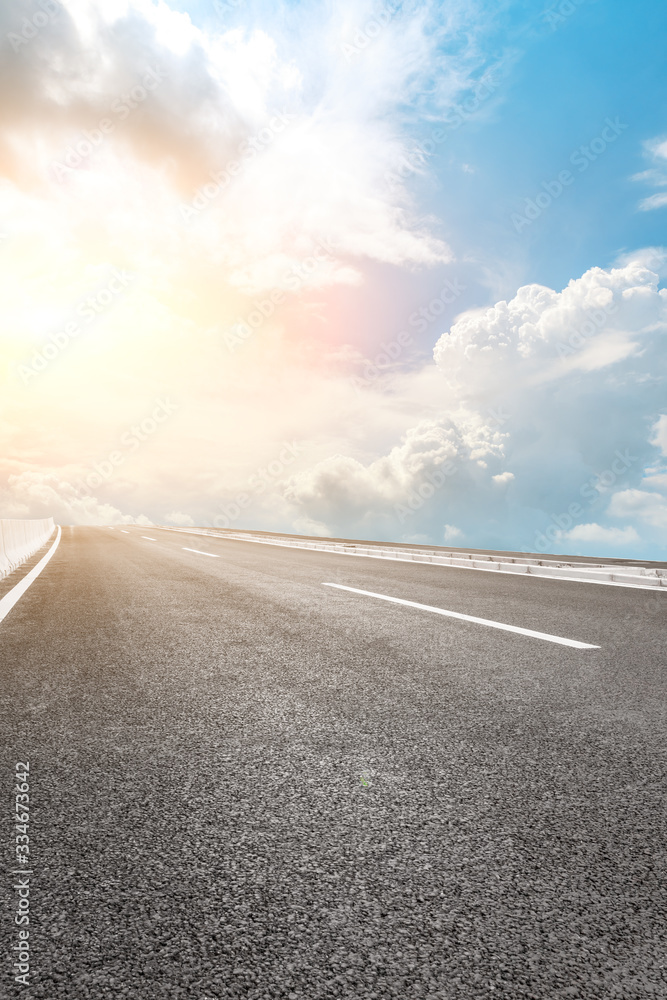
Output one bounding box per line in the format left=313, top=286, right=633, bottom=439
left=156, top=525, right=667, bottom=591
left=0, top=518, right=56, bottom=581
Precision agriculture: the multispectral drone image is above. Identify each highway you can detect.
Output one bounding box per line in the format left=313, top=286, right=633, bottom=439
left=1, top=526, right=666, bottom=999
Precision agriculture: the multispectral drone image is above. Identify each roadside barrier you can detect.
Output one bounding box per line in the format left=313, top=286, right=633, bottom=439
left=0, top=518, right=55, bottom=581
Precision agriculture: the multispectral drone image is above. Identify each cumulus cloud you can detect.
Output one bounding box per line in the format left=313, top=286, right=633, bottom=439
left=282, top=256, right=667, bottom=555
left=0, top=471, right=151, bottom=525
left=434, top=257, right=667, bottom=553
left=433, top=258, right=667, bottom=395
left=282, top=415, right=507, bottom=539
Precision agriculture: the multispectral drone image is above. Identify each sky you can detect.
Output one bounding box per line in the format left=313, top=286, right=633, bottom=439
left=1, top=0, right=666, bottom=558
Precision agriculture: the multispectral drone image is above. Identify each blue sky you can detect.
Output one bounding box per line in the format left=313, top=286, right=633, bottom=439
left=438, top=0, right=667, bottom=287
left=173, top=0, right=667, bottom=357
left=353, top=0, right=667, bottom=345
left=180, top=0, right=667, bottom=288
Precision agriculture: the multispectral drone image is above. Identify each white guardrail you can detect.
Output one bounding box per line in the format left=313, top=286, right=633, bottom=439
left=155, top=526, right=667, bottom=591
left=0, top=518, right=55, bottom=581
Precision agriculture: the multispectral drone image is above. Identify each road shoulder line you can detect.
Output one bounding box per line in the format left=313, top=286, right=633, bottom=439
left=0, top=526, right=62, bottom=626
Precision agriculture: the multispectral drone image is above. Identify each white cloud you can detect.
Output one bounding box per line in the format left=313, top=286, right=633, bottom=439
left=282, top=414, right=506, bottom=536
left=443, top=523, right=463, bottom=542
left=559, top=523, right=640, bottom=545
left=292, top=516, right=333, bottom=538
left=0, top=0, right=502, bottom=291
left=281, top=256, right=667, bottom=555
left=605, top=421, right=667, bottom=535
left=651, top=414, right=667, bottom=456
left=639, top=193, right=667, bottom=212
left=633, top=136, right=667, bottom=211
left=0, top=0, right=240, bottom=189
left=613, top=246, right=667, bottom=277
left=1, top=6, right=665, bottom=563
left=165, top=510, right=194, bottom=526
left=608, top=489, right=667, bottom=530
left=1, top=471, right=152, bottom=525
left=433, top=258, right=667, bottom=396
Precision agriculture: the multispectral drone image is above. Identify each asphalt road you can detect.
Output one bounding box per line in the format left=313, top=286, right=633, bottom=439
left=1, top=526, right=666, bottom=1000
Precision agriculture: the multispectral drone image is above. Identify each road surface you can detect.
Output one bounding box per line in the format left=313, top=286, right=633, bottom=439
left=1, top=526, right=665, bottom=999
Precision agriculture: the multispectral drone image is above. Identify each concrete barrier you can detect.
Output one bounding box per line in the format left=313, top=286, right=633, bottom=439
left=0, top=518, right=55, bottom=581
left=155, top=525, right=667, bottom=591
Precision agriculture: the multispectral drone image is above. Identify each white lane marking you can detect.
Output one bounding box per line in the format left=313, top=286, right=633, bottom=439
left=182, top=547, right=219, bottom=558
left=142, top=536, right=157, bottom=542
left=121, top=530, right=129, bottom=533
left=0, top=527, right=62, bottom=626
left=322, top=582, right=601, bottom=649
